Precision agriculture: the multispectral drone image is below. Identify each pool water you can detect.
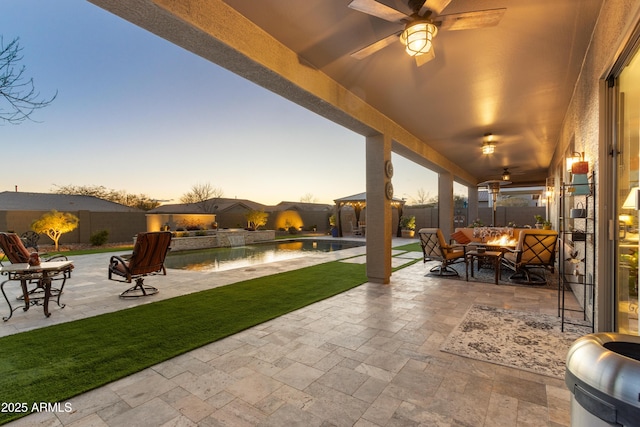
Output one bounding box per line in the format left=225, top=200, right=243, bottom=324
left=164, top=239, right=365, bottom=272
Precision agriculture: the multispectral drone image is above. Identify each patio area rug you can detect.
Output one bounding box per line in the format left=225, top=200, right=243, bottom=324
left=440, top=305, right=592, bottom=379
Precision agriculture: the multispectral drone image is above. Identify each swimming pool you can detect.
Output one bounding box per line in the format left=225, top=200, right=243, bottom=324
left=164, top=239, right=365, bottom=272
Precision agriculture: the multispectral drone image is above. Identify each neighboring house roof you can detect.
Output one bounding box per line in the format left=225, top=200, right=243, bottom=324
left=334, top=192, right=405, bottom=204
left=149, top=198, right=268, bottom=214
left=273, top=201, right=332, bottom=212
left=0, top=192, right=143, bottom=212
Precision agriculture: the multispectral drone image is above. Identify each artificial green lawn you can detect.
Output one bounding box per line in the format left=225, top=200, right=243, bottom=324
left=0, top=261, right=368, bottom=424
left=393, top=242, right=421, bottom=252
left=0, top=242, right=424, bottom=425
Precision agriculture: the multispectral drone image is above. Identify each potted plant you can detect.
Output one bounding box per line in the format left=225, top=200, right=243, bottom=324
left=542, top=220, right=552, bottom=230
left=534, top=215, right=544, bottom=229
left=329, top=214, right=339, bottom=237
left=469, top=219, right=483, bottom=228
left=400, top=215, right=416, bottom=238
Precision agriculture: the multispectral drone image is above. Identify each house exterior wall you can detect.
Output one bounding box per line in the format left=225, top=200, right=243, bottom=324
left=218, top=205, right=252, bottom=229
left=268, top=210, right=332, bottom=232
left=550, top=0, right=640, bottom=331
left=146, top=214, right=217, bottom=231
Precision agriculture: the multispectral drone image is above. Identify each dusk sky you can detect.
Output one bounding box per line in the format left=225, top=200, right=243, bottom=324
left=1, top=0, right=450, bottom=206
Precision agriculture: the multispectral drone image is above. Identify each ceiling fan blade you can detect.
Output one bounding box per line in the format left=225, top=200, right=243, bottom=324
left=407, top=0, right=427, bottom=15
left=422, top=0, right=452, bottom=16
left=348, top=0, right=410, bottom=24
left=414, top=47, right=435, bottom=66
left=351, top=32, right=401, bottom=59
left=436, top=8, right=506, bottom=31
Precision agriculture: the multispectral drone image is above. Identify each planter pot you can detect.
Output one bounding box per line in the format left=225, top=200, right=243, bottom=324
left=401, top=229, right=415, bottom=238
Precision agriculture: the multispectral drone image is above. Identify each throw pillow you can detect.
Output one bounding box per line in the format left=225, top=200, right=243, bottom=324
left=451, top=230, right=471, bottom=244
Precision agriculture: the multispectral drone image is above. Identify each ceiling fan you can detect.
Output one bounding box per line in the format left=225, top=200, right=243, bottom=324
left=348, top=0, right=506, bottom=66
left=484, top=167, right=525, bottom=183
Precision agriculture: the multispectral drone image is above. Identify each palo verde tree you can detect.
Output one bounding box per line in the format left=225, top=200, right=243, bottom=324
left=245, top=210, right=269, bottom=230
left=0, top=37, right=57, bottom=124
left=31, top=210, right=79, bottom=251
left=180, top=182, right=223, bottom=213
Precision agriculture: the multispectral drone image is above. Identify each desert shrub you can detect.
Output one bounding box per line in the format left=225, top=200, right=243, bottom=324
left=90, top=230, right=109, bottom=246
left=177, top=219, right=204, bottom=231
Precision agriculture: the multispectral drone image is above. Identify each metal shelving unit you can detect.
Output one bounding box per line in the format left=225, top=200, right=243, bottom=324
left=558, top=172, right=596, bottom=332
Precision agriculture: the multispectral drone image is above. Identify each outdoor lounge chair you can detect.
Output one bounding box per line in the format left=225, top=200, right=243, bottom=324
left=108, top=231, right=172, bottom=298
left=351, top=222, right=363, bottom=236
left=0, top=232, right=71, bottom=304
left=418, top=228, right=466, bottom=276
left=501, top=229, right=558, bottom=284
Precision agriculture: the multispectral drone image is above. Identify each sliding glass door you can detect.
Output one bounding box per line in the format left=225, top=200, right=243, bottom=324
left=616, top=48, right=640, bottom=334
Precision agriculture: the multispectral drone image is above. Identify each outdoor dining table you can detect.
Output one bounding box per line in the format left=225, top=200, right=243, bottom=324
left=0, top=260, right=73, bottom=321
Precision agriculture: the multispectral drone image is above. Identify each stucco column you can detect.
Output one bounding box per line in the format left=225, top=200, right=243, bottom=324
left=366, top=134, right=392, bottom=284
left=438, top=172, right=454, bottom=238
left=467, top=185, right=479, bottom=227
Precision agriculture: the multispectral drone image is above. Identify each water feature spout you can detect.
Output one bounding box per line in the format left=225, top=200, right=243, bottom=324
left=227, top=235, right=245, bottom=247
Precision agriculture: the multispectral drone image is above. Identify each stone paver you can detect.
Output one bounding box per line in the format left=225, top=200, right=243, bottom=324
left=1, top=239, right=581, bottom=426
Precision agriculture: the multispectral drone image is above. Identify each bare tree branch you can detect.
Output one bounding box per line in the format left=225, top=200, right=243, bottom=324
left=300, top=193, right=317, bottom=203
left=0, top=37, right=57, bottom=124
left=180, top=182, right=223, bottom=213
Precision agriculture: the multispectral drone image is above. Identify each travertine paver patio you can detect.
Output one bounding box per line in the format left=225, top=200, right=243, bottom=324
left=1, top=238, right=581, bottom=426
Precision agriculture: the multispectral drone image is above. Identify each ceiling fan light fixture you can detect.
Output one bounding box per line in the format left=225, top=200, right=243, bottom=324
left=481, top=132, right=496, bottom=154
left=481, top=141, right=495, bottom=155
left=400, top=21, right=437, bottom=57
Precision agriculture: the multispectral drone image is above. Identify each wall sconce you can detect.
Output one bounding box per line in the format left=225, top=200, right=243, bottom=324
left=482, top=133, right=496, bottom=155
left=545, top=177, right=555, bottom=198
left=566, top=152, right=580, bottom=172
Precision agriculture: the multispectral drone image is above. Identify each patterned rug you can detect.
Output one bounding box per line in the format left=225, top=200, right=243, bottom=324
left=440, top=305, right=592, bottom=379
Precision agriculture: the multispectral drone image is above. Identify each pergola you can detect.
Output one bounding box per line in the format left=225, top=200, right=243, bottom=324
left=334, top=193, right=406, bottom=237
